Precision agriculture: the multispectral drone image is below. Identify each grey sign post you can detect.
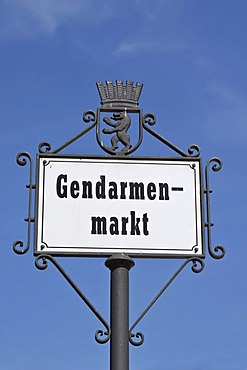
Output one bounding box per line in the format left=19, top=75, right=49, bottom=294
left=13, top=81, right=225, bottom=370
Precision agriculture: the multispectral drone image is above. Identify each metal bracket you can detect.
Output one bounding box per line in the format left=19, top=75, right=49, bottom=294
left=204, top=158, right=226, bottom=259
left=38, top=110, right=97, bottom=154
left=129, top=257, right=205, bottom=346
left=142, top=114, right=201, bottom=157
left=35, top=254, right=111, bottom=344
left=13, top=152, right=35, bottom=255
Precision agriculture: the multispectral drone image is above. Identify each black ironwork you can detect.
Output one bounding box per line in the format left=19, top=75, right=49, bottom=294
left=143, top=114, right=201, bottom=157
left=38, top=110, right=97, bottom=154
left=35, top=254, right=111, bottom=344
left=96, top=80, right=143, bottom=108
left=204, top=157, right=226, bottom=259
left=13, top=80, right=225, bottom=369
left=129, top=257, right=204, bottom=346
left=96, top=107, right=143, bottom=156
left=13, top=152, right=35, bottom=255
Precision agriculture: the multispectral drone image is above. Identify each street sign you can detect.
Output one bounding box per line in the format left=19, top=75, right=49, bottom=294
left=35, top=154, right=204, bottom=257
left=14, top=81, right=224, bottom=370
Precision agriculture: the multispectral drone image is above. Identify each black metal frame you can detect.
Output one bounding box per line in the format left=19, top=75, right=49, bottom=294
left=13, top=105, right=224, bottom=259
left=13, top=83, right=225, bottom=369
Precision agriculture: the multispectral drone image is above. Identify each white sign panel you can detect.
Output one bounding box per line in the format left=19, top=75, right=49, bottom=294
left=35, top=155, right=204, bottom=257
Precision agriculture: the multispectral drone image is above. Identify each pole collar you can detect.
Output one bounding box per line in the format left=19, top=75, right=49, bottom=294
left=105, top=254, right=135, bottom=271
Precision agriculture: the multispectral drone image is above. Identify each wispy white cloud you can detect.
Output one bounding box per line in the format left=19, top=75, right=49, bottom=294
left=0, top=0, right=81, bottom=36
left=206, top=83, right=247, bottom=143
left=0, top=0, right=114, bottom=38
left=114, top=38, right=188, bottom=56
left=113, top=0, right=189, bottom=56
left=0, top=0, right=191, bottom=59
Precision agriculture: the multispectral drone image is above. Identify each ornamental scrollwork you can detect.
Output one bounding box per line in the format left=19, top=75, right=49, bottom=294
left=95, top=329, right=111, bottom=345
left=82, top=110, right=97, bottom=124
left=129, top=257, right=204, bottom=346
left=35, top=254, right=110, bottom=344
left=38, top=142, right=52, bottom=153
left=205, top=158, right=226, bottom=260
left=129, top=331, right=144, bottom=347
left=143, top=113, right=156, bottom=126
left=187, top=144, right=201, bottom=157
left=13, top=152, right=35, bottom=255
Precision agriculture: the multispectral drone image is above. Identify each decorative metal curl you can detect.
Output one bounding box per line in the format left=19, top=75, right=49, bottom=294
left=35, top=254, right=110, bottom=344
left=16, top=152, right=30, bottom=167
left=187, top=144, right=201, bottom=157
left=13, top=152, right=35, bottom=255
left=129, top=257, right=204, bottom=346
left=13, top=240, right=28, bottom=255
left=83, top=110, right=97, bottom=124
left=143, top=113, right=156, bottom=126
left=191, top=258, right=205, bottom=273
left=38, top=142, right=52, bottom=153
left=205, top=157, right=226, bottom=259
left=129, top=331, right=144, bottom=347
left=208, top=157, right=223, bottom=172
left=35, top=255, right=48, bottom=270
left=95, top=329, right=111, bottom=345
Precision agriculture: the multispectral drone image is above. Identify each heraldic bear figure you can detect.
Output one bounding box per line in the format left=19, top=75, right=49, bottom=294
left=102, top=110, right=131, bottom=152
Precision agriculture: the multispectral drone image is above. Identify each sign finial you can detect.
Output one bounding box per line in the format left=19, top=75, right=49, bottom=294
left=96, top=80, right=143, bottom=108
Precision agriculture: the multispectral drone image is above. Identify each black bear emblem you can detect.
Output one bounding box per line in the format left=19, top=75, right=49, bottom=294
left=102, top=111, right=131, bottom=153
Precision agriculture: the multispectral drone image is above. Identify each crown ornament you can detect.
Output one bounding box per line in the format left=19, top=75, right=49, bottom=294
left=96, top=80, right=143, bottom=108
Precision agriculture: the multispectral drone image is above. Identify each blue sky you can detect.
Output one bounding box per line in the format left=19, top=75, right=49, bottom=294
left=1, top=1, right=246, bottom=369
